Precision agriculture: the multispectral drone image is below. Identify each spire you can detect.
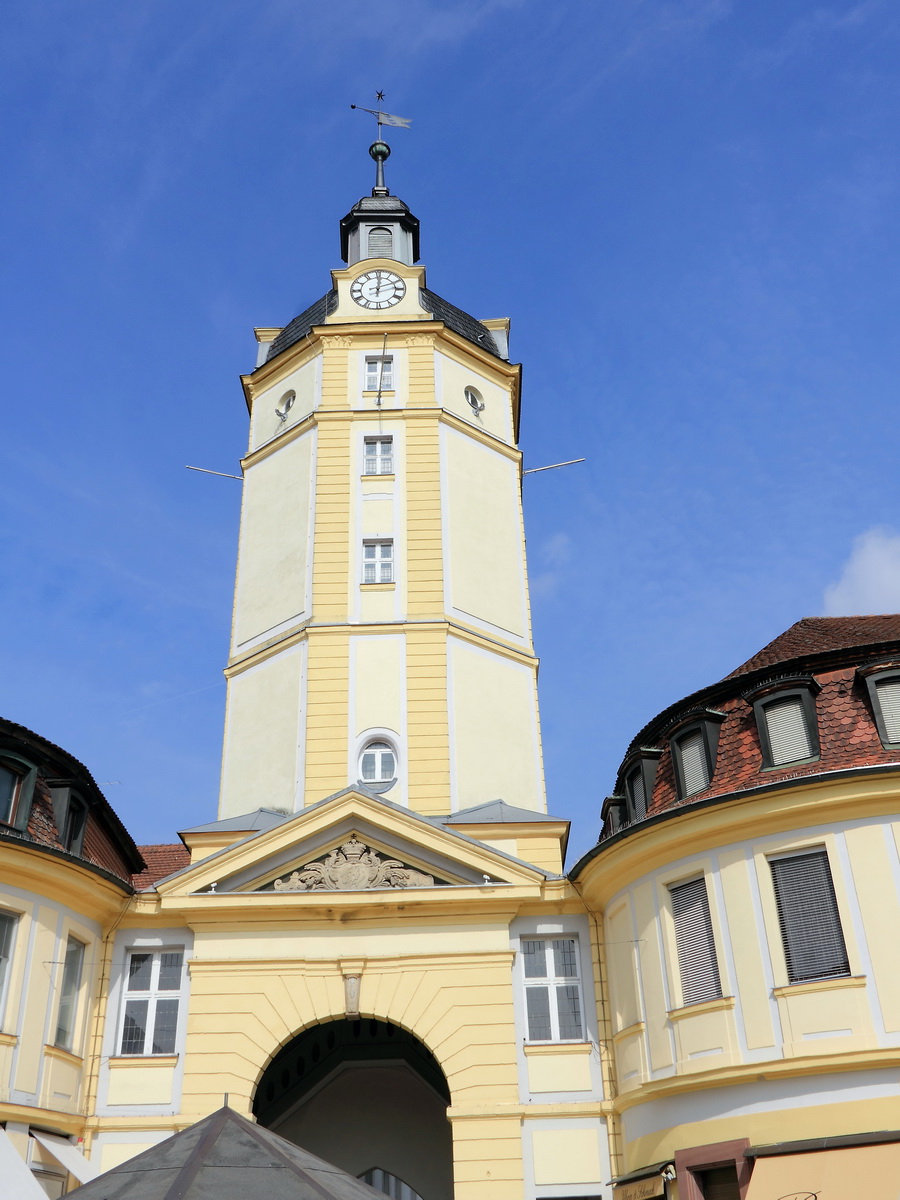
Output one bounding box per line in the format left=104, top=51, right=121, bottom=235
left=339, top=136, right=420, bottom=267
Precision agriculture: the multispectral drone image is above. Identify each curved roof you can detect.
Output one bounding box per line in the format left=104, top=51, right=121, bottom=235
left=725, top=615, right=900, bottom=679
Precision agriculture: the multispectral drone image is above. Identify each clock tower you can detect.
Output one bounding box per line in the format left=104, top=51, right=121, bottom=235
left=218, top=139, right=546, bottom=826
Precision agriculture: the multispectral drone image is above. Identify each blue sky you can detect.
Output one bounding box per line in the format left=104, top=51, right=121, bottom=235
left=2, top=1, right=899, bottom=863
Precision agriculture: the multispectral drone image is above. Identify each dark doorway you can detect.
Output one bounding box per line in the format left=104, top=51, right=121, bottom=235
left=253, top=1018, right=452, bottom=1200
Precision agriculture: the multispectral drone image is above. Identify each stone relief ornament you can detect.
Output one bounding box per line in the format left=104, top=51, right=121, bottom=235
left=272, top=834, right=435, bottom=892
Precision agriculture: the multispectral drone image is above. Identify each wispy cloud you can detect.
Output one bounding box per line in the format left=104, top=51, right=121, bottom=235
left=823, top=527, right=900, bottom=615
left=744, top=1, right=885, bottom=74
left=531, top=531, right=572, bottom=599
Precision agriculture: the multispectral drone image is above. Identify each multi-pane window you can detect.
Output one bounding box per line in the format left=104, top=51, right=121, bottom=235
left=365, top=356, right=393, bottom=391
left=363, top=539, right=393, bottom=584
left=0, top=911, right=17, bottom=1027
left=54, top=936, right=85, bottom=1050
left=360, top=741, right=396, bottom=785
left=119, top=949, right=184, bottom=1055
left=770, top=850, right=850, bottom=983
left=521, top=937, right=584, bottom=1042
left=670, top=877, right=722, bottom=1005
left=364, top=436, right=393, bottom=475
left=0, top=761, right=23, bottom=825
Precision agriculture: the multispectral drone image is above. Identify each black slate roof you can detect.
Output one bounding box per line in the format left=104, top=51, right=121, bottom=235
left=266, top=290, right=338, bottom=362
left=66, top=1106, right=389, bottom=1200
left=264, top=288, right=501, bottom=365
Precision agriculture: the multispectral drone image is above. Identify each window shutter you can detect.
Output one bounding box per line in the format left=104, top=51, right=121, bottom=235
left=764, top=697, right=812, bottom=764
left=679, top=730, right=709, bottom=796
left=627, top=766, right=645, bottom=819
left=368, top=227, right=393, bottom=258
left=670, top=877, right=721, bottom=1004
left=876, top=678, right=900, bottom=743
left=770, top=851, right=850, bottom=982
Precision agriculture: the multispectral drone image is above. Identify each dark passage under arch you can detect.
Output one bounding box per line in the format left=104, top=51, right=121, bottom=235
left=254, top=1018, right=452, bottom=1200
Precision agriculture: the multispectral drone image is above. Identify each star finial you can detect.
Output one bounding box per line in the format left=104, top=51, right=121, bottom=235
left=376, top=90, right=385, bottom=102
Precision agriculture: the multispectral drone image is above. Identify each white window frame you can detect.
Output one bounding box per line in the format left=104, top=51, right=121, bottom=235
left=54, top=935, right=85, bottom=1050
left=118, top=947, right=185, bottom=1056
left=364, top=356, right=393, bottom=392
left=363, top=436, right=393, bottom=476
left=520, top=936, right=586, bottom=1043
left=358, top=739, right=398, bottom=791
left=0, top=910, right=18, bottom=1029
left=362, top=539, right=394, bottom=584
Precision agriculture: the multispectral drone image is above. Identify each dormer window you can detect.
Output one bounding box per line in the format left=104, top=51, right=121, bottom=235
left=668, top=713, right=725, bottom=801
left=367, top=226, right=393, bottom=259
left=0, top=762, right=23, bottom=826
left=748, top=681, right=820, bottom=769
left=621, top=748, right=661, bottom=822
left=860, top=667, right=900, bottom=748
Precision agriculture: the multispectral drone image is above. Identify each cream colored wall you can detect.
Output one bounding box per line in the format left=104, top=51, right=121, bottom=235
left=435, top=350, right=513, bottom=444
left=220, top=643, right=306, bottom=818
left=448, top=636, right=545, bottom=813
left=249, top=355, right=320, bottom=451
left=442, top=426, right=529, bottom=643
left=328, top=262, right=430, bottom=325
left=232, top=429, right=315, bottom=652
left=350, top=633, right=406, bottom=801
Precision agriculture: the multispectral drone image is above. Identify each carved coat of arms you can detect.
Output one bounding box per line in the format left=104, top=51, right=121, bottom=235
left=273, top=835, right=435, bottom=892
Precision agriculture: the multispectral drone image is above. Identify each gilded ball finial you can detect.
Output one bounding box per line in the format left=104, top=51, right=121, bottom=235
left=369, top=140, right=391, bottom=162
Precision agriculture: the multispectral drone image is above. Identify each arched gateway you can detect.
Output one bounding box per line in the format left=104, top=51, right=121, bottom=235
left=253, top=1018, right=453, bottom=1200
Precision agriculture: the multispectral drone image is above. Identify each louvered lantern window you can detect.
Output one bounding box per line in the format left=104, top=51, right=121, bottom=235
left=770, top=850, right=850, bottom=983
left=367, top=226, right=393, bottom=258
left=677, top=729, right=710, bottom=797
left=875, top=677, right=900, bottom=744
left=763, top=696, right=812, bottom=764
left=670, top=877, right=722, bottom=1005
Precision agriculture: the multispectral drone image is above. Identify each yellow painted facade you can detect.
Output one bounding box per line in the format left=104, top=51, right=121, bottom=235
left=4, top=148, right=900, bottom=1200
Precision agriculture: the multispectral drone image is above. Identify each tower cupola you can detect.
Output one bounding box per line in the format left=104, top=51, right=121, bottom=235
left=339, top=140, right=421, bottom=267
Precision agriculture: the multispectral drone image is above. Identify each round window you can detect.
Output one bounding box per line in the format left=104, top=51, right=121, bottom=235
left=276, top=390, right=296, bottom=418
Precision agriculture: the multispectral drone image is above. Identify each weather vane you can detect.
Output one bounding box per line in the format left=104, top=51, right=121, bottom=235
left=350, top=91, right=412, bottom=142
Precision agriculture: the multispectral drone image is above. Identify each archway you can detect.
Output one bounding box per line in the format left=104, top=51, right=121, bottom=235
left=253, top=1018, right=452, bottom=1200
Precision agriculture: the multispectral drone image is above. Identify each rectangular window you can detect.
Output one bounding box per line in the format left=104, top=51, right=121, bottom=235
left=363, top=436, right=393, bottom=475
left=670, top=877, right=722, bottom=1005
left=0, top=911, right=17, bottom=1027
left=626, top=766, right=646, bottom=821
left=770, top=850, right=850, bottom=983
left=119, top=949, right=184, bottom=1055
left=521, top=937, right=584, bottom=1042
left=54, top=936, right=85, bottom=1050
left=677, top=729, right=710, bottom=796
left=0, top=762, right=23, bottom=825
left=763, top=696, right=813, bottom=764
left=363, top=539, right=394, bottom=584
left=875, top=677, right=900, bottom=744
left=365, top=356, right=393, bottom=391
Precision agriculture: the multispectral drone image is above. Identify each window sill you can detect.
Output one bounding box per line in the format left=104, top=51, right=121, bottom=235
left=761, top=755, right=820, bottom=772
left=773, top=974, right=864, bottom=998
left=361, top=390, right=396, bottom=398
left=361, top=473, right=395, bottom=482
left=0, top=1030, right=17, bottom=1048
left=667, top=995, right=735, bottom=1020
left=523, top=1040, right=593, bottom=1056
left=44, top=1043, right=83, bottom=1066
left=108, top=1054, right=179, bottom=1067
left=360, top=582, right=396, bottom=591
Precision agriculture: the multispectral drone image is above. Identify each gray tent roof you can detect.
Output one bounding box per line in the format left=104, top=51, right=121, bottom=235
left=66, top=1106, right=389, bottom=1200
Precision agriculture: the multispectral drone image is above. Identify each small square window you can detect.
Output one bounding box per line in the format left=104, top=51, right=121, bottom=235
left=364, top=436, right=393, bottom=475
left=363, top=539, right=393, bottom=584
left=365, top=356, right=393, bottom=392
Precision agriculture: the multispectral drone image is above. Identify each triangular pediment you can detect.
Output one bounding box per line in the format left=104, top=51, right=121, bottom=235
left=154, top=788, right=549, bottom=902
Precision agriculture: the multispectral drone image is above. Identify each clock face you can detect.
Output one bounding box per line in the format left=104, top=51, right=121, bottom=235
left=350, top=270, right=406, bottom=310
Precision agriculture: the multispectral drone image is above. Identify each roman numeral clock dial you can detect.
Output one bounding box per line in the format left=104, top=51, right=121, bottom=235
left=350, top=269, right=406, bottom=310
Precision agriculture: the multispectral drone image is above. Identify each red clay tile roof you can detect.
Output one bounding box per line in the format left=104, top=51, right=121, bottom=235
left=726, top=616, right=900, bottom=679
left=132, top=843, right=191, bottom=890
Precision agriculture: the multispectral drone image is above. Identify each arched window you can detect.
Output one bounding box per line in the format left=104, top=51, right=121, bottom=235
left=360, top=1168, right=423, bottom=1200
left=367, top=227, right=393, bottom=258
left=359, top=740, right=396, bottom=791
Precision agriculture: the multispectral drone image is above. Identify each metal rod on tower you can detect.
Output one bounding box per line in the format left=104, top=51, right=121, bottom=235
left=522, top=458, right=586, bottom=475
